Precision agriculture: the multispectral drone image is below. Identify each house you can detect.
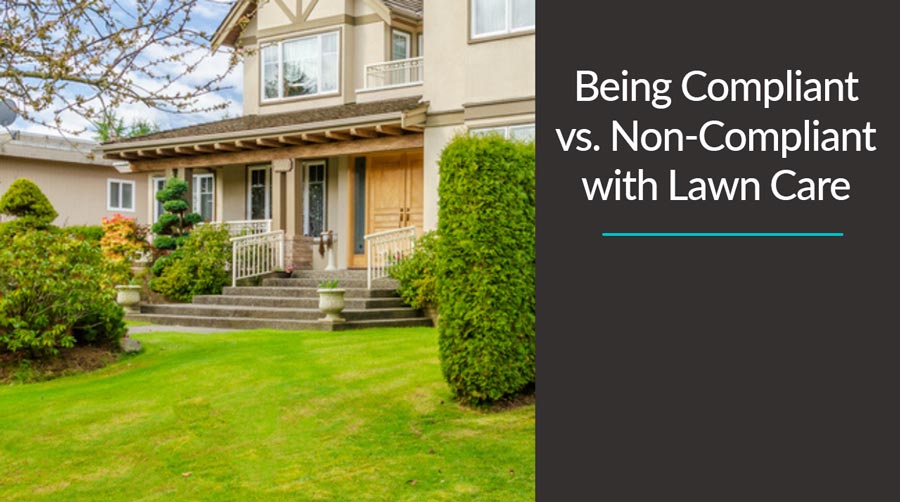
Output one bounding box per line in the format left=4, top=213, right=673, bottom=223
left=0, top=131, right=150, bottom=227
left=97, top=0, right=534, bottom=275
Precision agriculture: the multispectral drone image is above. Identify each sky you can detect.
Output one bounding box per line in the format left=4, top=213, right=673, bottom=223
left=7, top=0, right=244, bottom=141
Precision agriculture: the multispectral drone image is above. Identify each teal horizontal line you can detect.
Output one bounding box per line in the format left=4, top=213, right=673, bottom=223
left=603, top=232, right=844, bottom=237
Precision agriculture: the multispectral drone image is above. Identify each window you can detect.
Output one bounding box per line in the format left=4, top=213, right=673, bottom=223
left=107, top=179, right=135, bottom=212
left=262, top=31, right=339, bottom=101
left=152, top=177, right=166, bottom=222
left=247, top=166, right=271, bottom=220
left=192, top=173, right=214, bottom=222
left=392, top=30, right=411, bottom=60
left=472, top=0, right=534, bottom=38
left=304, top=161, right=327, bottom=237
left=471, top=123, right=535, bottom=142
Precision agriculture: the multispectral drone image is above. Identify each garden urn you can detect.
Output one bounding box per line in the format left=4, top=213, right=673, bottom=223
left=317, top=288, right=346, bottom=323
left=115, top=285, right=142, bottom=313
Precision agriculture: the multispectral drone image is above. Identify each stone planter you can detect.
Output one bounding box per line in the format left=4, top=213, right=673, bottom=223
left=317, top=288, right=346, bottom=323
left=115, top=285, right=142, bottom=313
left=423, top=305, right=439, bottom=327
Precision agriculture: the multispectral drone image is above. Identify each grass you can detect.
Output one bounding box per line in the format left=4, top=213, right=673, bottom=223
left=0, top=327, right=535, bottom=501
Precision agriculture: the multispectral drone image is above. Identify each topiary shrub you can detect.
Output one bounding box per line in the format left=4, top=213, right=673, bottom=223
left=389, top=231, right=440, bottom=310
left=150, top=177, right=202, bottom=251
left=0, top=178, right=58, bottom=221
left=0, top=178, right=58, bottom=234
left=0, top=230, right=126, bottom=357
left=436, top=134, right=535, bottom=405
left=150, top=224, right=232, bottom=302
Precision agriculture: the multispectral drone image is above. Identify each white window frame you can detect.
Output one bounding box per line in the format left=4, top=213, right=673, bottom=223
left=260, top=30, right=340, bottom=102
left=151, top=176, right=166, bottom=223
left=247, top=165, right=271, bottom=220
left=471, top=0, right=535, bottom=39
left=303, top=160, right=328, bottom=237
left=107, top=178, right=136, bottom=212
left=192, top=173, right=215, bottom=222
left=392, top=29, right=412, bottom=60
left=470, top=123, right=535, bottom=142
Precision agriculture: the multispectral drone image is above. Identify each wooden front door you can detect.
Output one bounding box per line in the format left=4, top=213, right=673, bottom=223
left=349, top=151, right=423, bottom=268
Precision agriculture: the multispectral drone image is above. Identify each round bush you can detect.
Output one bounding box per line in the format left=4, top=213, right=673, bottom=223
left=150, top=224, right=232, bottom=302
left=436, top=134, right=535, bottom=404
left=0, top=178, right=58, bottom=223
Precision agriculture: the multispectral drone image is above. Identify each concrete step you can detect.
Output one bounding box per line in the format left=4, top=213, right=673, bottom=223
left=222, top=287, right=398, bottom=298
left=193, top=295, right=407, bottom=310
left=262, top=278, right=397, bottom=288
left=126, top=314, right=432, bottom=331
left=142, top=304, right=422, bottom=322
left=289, top=270, right=368, bottom=279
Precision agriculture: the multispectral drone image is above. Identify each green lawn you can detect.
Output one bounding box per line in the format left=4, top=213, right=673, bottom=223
left=0, top=328, right=535, bottom=501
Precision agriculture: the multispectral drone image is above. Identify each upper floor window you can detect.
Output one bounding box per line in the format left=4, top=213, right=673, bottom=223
left=107, top=179, right=135, bottom=212
left=471, top=123, right=535, bottom=142
left=472, top=0, right=535, bottom=39
left=262, top=31, right=339, bottom=101
left=392, top=29, right=411, bottom=60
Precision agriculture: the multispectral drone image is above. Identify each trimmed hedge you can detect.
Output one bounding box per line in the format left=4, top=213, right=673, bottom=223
left=436, top=134, right=535, bottom=404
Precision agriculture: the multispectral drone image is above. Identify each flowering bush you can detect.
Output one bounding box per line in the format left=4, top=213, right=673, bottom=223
left=100, top=213, right=150, bottom=284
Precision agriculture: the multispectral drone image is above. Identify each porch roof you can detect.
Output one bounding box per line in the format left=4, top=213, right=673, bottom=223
left=97, top=96, right=427, bottom=172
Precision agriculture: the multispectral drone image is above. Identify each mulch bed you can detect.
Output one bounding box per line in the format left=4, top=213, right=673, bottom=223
left=0, top=346, right=119, bottom=384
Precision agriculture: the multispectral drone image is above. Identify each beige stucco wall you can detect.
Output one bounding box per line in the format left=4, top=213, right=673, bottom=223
left=0, top=157, right=149, bottom=227
left=421, top=1, right=535, bottom=231
left=423, top=124, right=465, bottom=231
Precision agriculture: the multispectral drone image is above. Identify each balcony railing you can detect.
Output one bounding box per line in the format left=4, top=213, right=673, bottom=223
left=364, top=57, right=424, bottom=90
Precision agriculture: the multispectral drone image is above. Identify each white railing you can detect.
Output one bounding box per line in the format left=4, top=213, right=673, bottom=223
left=209, top=219, right=272, bottom=237
left=364, top=57, right=424, bottom=90
left=231, top=230, right=285, bottom=287
left=365, top=226, right=417, bottom=289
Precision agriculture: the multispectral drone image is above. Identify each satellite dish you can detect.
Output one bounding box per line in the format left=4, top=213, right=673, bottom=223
left=0, top=99, right=18, bottom=127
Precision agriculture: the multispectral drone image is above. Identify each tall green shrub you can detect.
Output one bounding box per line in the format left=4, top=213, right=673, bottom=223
left=436, top=134, right=535, bottom=404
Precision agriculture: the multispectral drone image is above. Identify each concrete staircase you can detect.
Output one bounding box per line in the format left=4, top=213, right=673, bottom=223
left=127, top=270, right=433, bottom=331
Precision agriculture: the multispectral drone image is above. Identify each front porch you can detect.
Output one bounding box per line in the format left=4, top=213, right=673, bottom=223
left=102, top=96, right=429, bottom=279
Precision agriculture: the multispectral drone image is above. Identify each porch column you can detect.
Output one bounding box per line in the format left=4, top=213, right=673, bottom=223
left=271, top=159, right=289, bottom=232
left=276, top=158, right=312, bottom=270
left=285, top=160, right=303, bottom=236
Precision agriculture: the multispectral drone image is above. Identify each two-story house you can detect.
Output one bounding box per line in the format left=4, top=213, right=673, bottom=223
left=98, top=0, right=534, bottom=274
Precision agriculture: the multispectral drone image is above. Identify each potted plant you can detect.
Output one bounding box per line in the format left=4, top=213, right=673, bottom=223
left=317, top=279, right=346, bottom=323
